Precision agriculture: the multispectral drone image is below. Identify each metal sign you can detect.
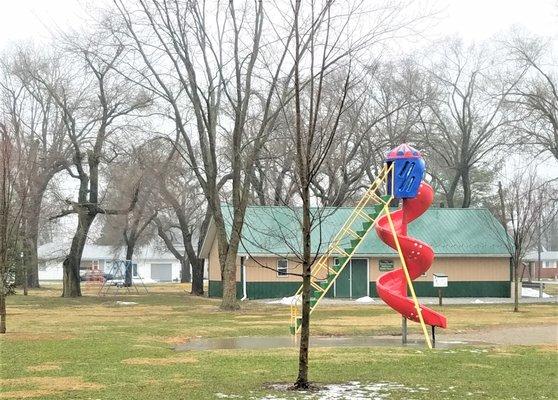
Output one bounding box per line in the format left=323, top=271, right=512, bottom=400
left=379, top=259, right=394, bottom=271
left=433, top=273, right=448, bottom=288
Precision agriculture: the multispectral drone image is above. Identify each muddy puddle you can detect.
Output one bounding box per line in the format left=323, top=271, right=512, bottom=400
left=175, top=335, right=480, bottom=351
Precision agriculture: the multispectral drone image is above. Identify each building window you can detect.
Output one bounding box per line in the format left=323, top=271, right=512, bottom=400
left=132, top=263, right=138, bottom=277
left=277, top=259, right=288, bottom=277
left=543, top=261, right=557, bottom=269
left=38, top=262, right=47, bottom=271
left=91, top=260, right=100, bottom=270
left=333, top=258, right=339, bottom=267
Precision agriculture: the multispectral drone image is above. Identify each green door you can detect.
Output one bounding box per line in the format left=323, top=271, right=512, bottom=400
left=351, top=259, right=368, bottom=298
left=335, top=263, right=351, bottom=298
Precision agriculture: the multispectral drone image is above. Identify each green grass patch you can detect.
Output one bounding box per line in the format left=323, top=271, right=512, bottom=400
left=1, top=284, right=556, bottom=399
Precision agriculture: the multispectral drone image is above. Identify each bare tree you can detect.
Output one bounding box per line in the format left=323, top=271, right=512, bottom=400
left=30, top=30, right=150, bottom=297
left=152, top=139, right=208, bottom=294
left=287, top=0, right=428, bottom=389
left=0, top=48, right=73, bottom=289
left=97, top=148, right=159, bottom=284
left=492, top=171, right=558, bottom=312
left=0, top=106, right=29, bottom=333
left=418, top=39, right=525, bottom=208
left=311, top=60, right=429, bottom=206
left=505, top=33, right=557, bottom=159
left=113, top=0, right=303, bottom=309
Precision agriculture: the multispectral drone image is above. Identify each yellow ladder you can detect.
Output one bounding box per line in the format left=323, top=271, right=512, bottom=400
left=289, top=163, right=394, bottom=334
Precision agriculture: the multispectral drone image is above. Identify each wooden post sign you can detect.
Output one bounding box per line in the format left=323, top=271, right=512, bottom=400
left=433, top=273, right=448, bottom=306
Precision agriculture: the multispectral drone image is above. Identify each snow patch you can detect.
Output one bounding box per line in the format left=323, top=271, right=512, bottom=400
left=134, top=277, right=157, bottom=284
left=266, top=295, right=301, bottom=305
left=115, top=301, right=138, bottom=306
left=250, top=381, right=426, bottom=400
left=355, top=296, right=375, bottom=304
left=522, top=287, right=552, bottom=298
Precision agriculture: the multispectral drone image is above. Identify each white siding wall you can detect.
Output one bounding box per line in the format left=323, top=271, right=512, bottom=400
left=136, top=259, right=182, bottom=282
left=39, top=259, right=182, bottom=282
left=38, top=261, right=63, bottom=281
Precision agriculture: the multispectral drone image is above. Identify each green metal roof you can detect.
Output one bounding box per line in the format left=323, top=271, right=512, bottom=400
left=219, top=205, right=511, bottom=257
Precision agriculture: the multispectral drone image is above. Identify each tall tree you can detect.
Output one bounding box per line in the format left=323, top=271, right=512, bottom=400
left=0, top=104, right=29, bottom=333
left=0, top=48, right=71, bottom=288
left=97, top=147, right=159, bottom=286
left=418, top=40, right=525, bottom=208
left=32, top=29, right=150, bottom=297
left=152, top=138, right=208, bottom=294
left=506, top=33, right=557, bottom=159
left=114, top=0, right=299, bottom=309
left=287, top=0, right=425, bottom=389
left=492, top=171, right=558, bottom=312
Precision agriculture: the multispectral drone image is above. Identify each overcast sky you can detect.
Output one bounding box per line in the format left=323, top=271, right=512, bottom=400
left=1, top=0, right=556, bottom=48
left=1, top=0, right=557, bottom=182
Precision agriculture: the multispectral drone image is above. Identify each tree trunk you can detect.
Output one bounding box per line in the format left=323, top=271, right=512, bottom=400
left=295, top=184, right=311, bottom=389
left=26, top=237, right=39, bottom=288
left=0, top=282, right=6, bottom=333
left=191, top=258, right=204, bottom=295
left=513, top=256, right=519, bottom=312
left=221, top=251, right=239, bottom=310
left=125, top=242, right=135, bottom=287
left=24, top=195, right=42, bottom=288
left=62, top=212, right=95, bottom=297
left=180, top=258, right=191, bottom=283
left=218, top=209, right=244, bottom=310
left=445, top=173, right=460, bottom=208
left=461, top=168, right=471, bottom=208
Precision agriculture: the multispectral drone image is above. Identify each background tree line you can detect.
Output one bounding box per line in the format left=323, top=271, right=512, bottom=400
left=0, top=0, right=556, bottom=332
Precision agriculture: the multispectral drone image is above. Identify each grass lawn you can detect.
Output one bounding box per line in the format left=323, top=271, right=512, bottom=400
left=1, top=284, right=557, bottom=399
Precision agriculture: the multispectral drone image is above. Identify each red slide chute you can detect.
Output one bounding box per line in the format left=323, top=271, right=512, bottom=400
left=375, top=181, right=447, bottom=328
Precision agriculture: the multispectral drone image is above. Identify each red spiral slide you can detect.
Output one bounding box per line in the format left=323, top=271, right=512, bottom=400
left=375, top=181, right=447, bottom=328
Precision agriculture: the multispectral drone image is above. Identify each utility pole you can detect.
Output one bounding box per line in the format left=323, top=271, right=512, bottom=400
left=537, top=190, right=542, bottom=282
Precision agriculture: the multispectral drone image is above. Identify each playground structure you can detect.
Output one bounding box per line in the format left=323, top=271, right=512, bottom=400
left=289, top=144, right=446, bottom=348
left=98, top=259, right=149, bottom=296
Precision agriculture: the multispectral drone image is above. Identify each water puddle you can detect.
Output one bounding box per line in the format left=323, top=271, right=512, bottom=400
left=175, top=335, right=475, bottom=351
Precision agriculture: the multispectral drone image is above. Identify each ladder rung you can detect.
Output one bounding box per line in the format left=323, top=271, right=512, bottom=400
left=311, top=281, right=324, bottom=292
left=344, top=228, right=362, bottom=239
left=312, top=261, right=328, bottom=273
left=334, top=245, right=350, bottom=257
left=357, top=209, right=375, bottom=222
left=289, top=163, right=392, bottom=335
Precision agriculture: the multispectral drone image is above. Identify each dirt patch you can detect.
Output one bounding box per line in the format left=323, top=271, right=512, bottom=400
left=162, top=336, right=192, bottom=345
left=2, top=332, right=75, bottom=342
left=0, top=376, right=103, bottom=399
left=234, top=315, right=266, bottom=320
left=450, top=324, right=558, bottom=345
left=536, top=344, right=558, bottom=352
left=137, top=335, right=192, bottom=345
left=122, top=354, right=198, bottom=365
left=26, top=363, right=62, bottom=372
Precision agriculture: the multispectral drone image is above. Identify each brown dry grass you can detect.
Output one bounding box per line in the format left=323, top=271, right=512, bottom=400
left=536, top=344, right=558, bottom=352
left=122, top=354, right=198, bottom=365
left=2, top=332, right=75, bottom=342
left=0, top=377, right=103, bottom=399
left=26, top=363, right=62, bottom=372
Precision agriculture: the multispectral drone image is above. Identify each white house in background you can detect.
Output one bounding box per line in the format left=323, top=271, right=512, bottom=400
left=524, top=248, right=558, bottom=280
left=38, top=243, right=182, bottom=282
